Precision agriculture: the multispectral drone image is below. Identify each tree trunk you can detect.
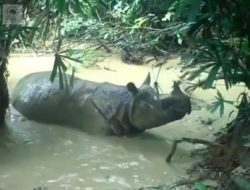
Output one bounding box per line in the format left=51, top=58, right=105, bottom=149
left=0, top=61, right=9, bottom=127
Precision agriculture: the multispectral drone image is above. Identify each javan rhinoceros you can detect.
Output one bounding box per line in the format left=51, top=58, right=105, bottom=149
left=11, top=71, right=191, bottom=136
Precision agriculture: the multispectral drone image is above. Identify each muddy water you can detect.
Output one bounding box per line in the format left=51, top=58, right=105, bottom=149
left=0, top=53, right=243, bottom=190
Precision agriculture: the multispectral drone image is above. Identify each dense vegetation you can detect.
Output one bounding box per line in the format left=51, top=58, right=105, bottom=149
left=0, top=0, right=249, bottom=189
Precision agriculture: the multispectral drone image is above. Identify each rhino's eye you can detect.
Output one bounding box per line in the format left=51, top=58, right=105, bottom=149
left=141, top=102, right=153, bottom=110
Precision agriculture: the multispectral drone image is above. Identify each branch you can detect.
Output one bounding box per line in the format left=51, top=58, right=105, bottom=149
left=138, top=173, right=208, bottom=190
left=166, top=137, right=223, bottom=162
left=166, top=174, right=208, bottom=189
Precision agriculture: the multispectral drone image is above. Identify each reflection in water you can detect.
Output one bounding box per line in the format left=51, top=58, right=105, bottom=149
left=0, top=54, right=208, bottom=190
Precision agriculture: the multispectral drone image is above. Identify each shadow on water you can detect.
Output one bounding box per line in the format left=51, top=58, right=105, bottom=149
left=0, top=125, right=14, bottom=151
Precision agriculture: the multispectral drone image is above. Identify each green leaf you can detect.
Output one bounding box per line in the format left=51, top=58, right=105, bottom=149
left=55, top=54, right=67, bottom=72
left=60, top=59, right=68, bottom=72
left=194, top=181, right=207, bottom=190
left=208, top=91, right=234, bottom=116
left=58, top=66, right=64, bottom=89
left=187, top=63, right=215, bottom=81
left=70, top=68, right=75, bottom=86
left=162, top=12, right=173, bottom=21
left=134, top=17, right=149, bottom=28
left=73, top=0, right=88, bottom=15
left=243, top=135, right=250, bottom=141
left=232, top=175, right=250, bottom=190
left=60, top=55, right=83, bottom=64
left=220, top=100, right=224, bottom=117
left=207, top=101, right=221, bottom=113
left=216, top=90, right=223, bottom=100
left=187, top=0, right=202, bottom=23
left=50, top=58, right=58, bottom=83
left=203, top=65, right=220, bottom=89
left=63, top=71, right=69, bottom=91
left=56, top=39, right=63, bottom=53
left=55, top=0, right=66, bottom=14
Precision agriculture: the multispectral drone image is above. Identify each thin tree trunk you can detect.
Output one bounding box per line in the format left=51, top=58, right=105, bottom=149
left=0, top=60, right=9, bottom=127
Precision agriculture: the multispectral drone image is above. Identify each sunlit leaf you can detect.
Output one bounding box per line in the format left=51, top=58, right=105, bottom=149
left=134, top=17, right=148, bottom=28
left=194, top=181, right=207, bottom=190
left=162, top=12, right=173, bottom=21
left=177, top=33, right=183, bottom=45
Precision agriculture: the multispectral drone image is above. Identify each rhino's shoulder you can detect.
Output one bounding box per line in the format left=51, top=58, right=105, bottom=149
left=91, top=82, right=133, bottom=120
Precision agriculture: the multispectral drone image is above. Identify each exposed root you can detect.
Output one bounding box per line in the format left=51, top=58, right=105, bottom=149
left=166, top=137, right=223, bottom=162
left=166, top=174, right=208, bottom=189
left=137, top=174, right=208, bottom=190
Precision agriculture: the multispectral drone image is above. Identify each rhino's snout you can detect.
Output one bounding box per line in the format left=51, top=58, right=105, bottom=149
left=129, top=82, right=191, bottom=131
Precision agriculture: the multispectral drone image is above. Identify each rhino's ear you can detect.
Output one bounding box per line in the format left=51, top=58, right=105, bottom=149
left=173, top=81, right=180, bottom=88
left=171, top=81, right=182, bottom=95
left=141, top=73, right=151, bottom=86
left=127, top=82, right=138, bottom=96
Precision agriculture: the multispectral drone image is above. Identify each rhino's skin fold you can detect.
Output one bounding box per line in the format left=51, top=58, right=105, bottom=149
left=11, top=71, right=191, bottom=136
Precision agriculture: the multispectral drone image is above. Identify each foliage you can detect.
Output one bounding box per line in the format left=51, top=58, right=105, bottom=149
left=57, top=0, right=250, bottom=101
left=66, top=19, right=181, bottom=55
left=207, top=90, right=234, bottom=117
left=0, top=0, right=249, bottom=189
left=65, top=47, right=109, bottom=67
left=163, top=0, right=250, bottom=116
left=0, top=0, right=98, bottom=126
left=0, top=0, right=248, bottom=117
left=194, top=181, right=207, bottom=190
left=59, top=0, right=186, bottom=56
left=1, top=0, right=248, bottom=116
left=26, top=0, right=92, bottom=42
left=232, top=175, right=250, bottom=190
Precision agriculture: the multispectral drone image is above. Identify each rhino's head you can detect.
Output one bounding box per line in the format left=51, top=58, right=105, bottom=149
left=127, top=74, right=191, bottom=131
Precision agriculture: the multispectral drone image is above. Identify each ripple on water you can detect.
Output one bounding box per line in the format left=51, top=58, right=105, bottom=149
left=93, top=175, right=132, bottom=188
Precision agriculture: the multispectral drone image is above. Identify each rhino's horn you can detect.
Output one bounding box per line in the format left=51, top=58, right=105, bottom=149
left=141, top=73, right=151, bottom=86
left=171, top=81, right=192, bottom=115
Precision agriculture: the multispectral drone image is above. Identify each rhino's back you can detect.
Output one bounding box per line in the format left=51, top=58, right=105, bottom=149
left=11, top=71, right=97, bottom=126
